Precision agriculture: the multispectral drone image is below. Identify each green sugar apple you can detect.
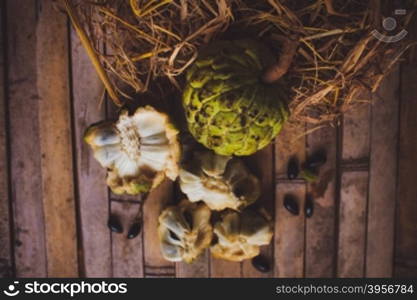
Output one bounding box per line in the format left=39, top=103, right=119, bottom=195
left=183, top=39, right=289, bottom=156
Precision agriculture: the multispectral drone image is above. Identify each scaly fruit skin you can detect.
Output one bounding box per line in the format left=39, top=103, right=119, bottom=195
left=183, top=39, right=289, bottom=156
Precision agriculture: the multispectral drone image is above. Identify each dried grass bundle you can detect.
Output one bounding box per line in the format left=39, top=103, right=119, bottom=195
left=67, top=0, right=416, bottom=126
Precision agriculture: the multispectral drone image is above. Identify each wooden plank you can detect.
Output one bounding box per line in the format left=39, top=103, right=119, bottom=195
left=275, top=126, right=306, bottom=179
left=71, top=27, right=112, bottom=277
left=111, top=201, right=144, bottom=277
left=342, top=103, right=371, bottom=161
left=176, top=252, right=209, bottom=278
left=337, top=100, right=371, bottom=277
left=143, top=179, right=175, bottom=277
left=305, top=125, right=337, bottom=278
left=275, top=182, right=305, bottom=278
left=110, top=193, right=141, bottom=203
left=242, top=145, right=275, bottom=277
left=210, top=258, right=241, bottom=278
left=110, top=198, right=144, bottom=278
left=274, top=125, right=306, bottom=278
left=395, top=23, right=417, bottom=277
left=36, top=1, right=78, bottom=277
left=0, top=0, right=12, bottom=278
left=366, top=67, right=399, bottom=277
left=338, top=171, right=368, bottom=277
left=6, top=0, right=47, bottom=277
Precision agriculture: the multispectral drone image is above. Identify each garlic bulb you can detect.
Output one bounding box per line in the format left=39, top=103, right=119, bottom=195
left=179, top=150, right=260, bottom=211
left=84, top=106, right=180, bottom=194
left=158, top=200, right=213, bottom=263
left=211, top=210, right=272, bottom=262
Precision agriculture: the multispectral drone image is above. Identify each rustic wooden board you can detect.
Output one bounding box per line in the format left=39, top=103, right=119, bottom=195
left=111, top=201, right=144, bottom=277
left=242, top=145, right=274, bottom=277
left=275, top=182, right=305, bottom=278
left=395, top=28, right=417, bottom=278
left=36, top=2, right=78, bottom=277
left=366, top=67, right=399, bottom=277
left=6, top=0, right=47, bottom=277
left=274, top=125, right=306, bottom=278
left=342, top=104, right=370, bottom=162
left=176, top=251, right=209, bottom=278
left=143, top=179, right=176, bottom=277
left=71, top=27, right=112, bottom=277
left=338, top=171, right=368, bottom=277
left=338, top=100, right=371, bottom=277
left=210, top=259, right=241, bottom=278
left=0, top=0, right=12, bottom=278
left=2, top=2, right=417, bottom=279
left=305, top=125, right=337, bottom=278
left=275, top=126, right=306, bottom=179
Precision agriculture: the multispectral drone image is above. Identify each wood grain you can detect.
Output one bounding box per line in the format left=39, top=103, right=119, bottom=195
left=366, top=67, right=399, bottom=277
left=395, top=25, right=417, bottom=277
left=111, top=201, right=144, bottom=277
left=176, top=252, right=209, bottom=278
left=6, top=0, right=47, bottom=277
left=210, top=259, right=241, bottom=278
left=143, top=179, right=175, bottom=277
left=338, top=171, right=368, bottom=277
left=71, top=27, right=112, bottom=277
left=305, top=125, right=337, bottom=278
left=36, top=1, right=78, bottom=277
left=1, top=2, right=417, bottom=279
left=275, top=126, right=306, bottom=180
left=338, top=100, right=371, bottom=277
left=274, top=125, right=306, bottom=278
left=275, top=182, right=305, bottom=278
left=342, top=103, right=371, bottom=161
left=0, top=0, right=12, bottom=278
left=242, top=145, right=274, bottom=277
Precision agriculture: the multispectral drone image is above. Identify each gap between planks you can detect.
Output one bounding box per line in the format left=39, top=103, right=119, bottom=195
left=0, top=0, right=13, bottom=278
left=394, top=19, right=417, bottom=278
left=6, top=0, right=48, bottom=277
left=275, top=125, right=306, bottom=278
left=337, top=96, right=371, bottom=278
left=71, top=24, right=112, bottom=277
left=37, top=1, right=78, bottom=277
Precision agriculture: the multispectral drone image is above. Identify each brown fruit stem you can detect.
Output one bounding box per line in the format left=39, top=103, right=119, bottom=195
left=63, top=0, right=123, bottom=107
left=262, top=35, right=299, bottom=84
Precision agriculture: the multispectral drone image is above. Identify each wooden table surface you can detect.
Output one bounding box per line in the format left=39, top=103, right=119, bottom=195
left=0, top=1, right=416, bottom=278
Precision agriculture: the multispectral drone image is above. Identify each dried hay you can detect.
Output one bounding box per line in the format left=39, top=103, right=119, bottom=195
left=65, top=0, right=417, bottom=126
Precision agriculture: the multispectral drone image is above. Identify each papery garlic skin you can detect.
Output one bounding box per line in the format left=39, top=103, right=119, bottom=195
left=158, top=200, right=213, bottom=263
left=179, top=150, right=260, bottom=211
left=211, top=210, right=273, bottom=262
left=84, top=106, right=180, bottom=195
